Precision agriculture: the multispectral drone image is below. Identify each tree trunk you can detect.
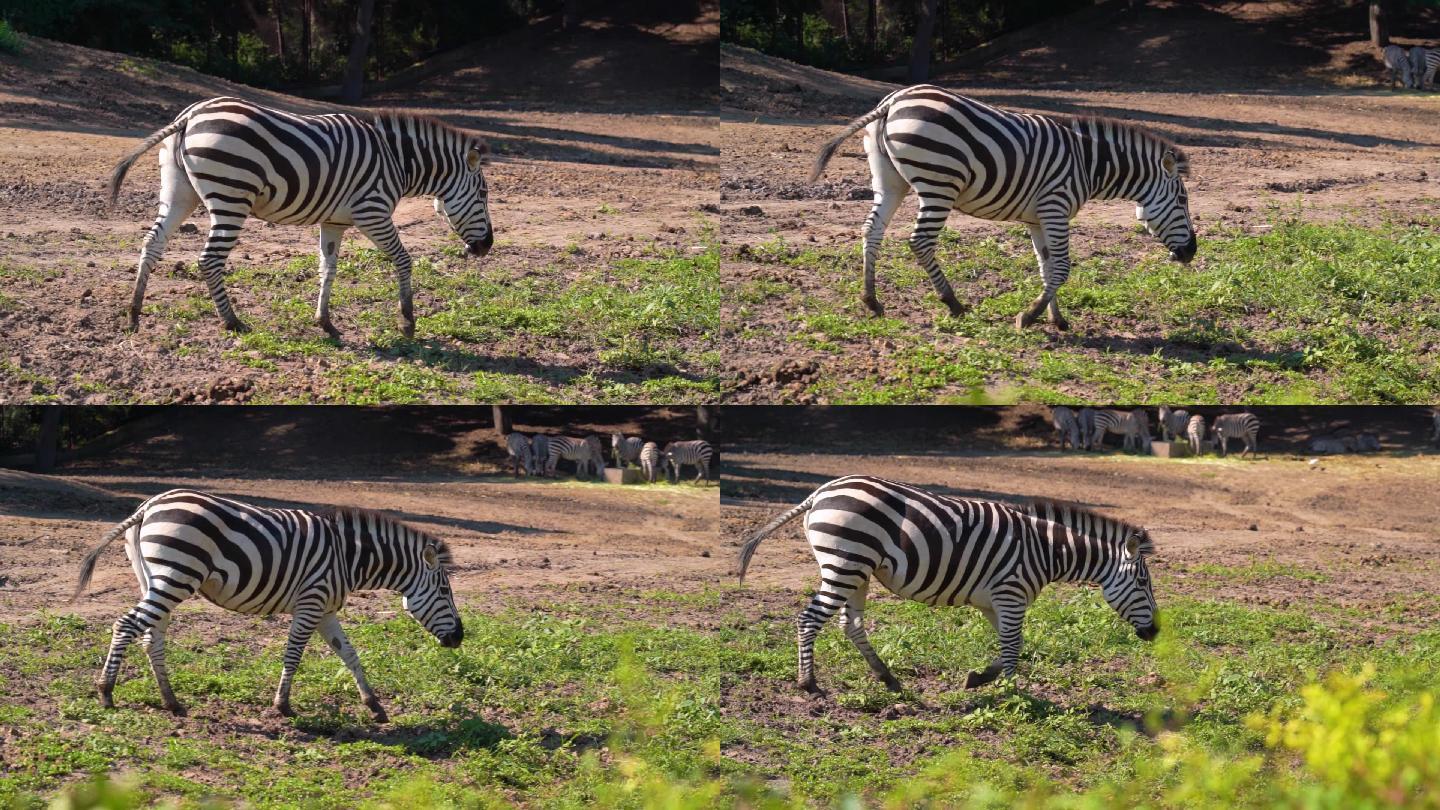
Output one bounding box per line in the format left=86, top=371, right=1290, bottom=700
left=300, top=0, right=313, bottom=81
left=1370, top=0, right=1389, bottom=48
left=273, top=0, right=287, bottom=61
left=697, top=406, right=716, bottom=442
left=35, top=407, right=61, bottom=473
left=839, top=0, right=850, bottom=43
left=563, top=0, right=581, bottom=29
left=866, top=0, right=877, bottom=58
left=907, top=0, right=939, bottom=83
left=492, top=406, right=512, bottom=436
left=339, top=0, right=378, bottom=103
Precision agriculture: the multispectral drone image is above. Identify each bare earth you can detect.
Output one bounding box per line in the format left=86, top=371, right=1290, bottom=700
left=0, top=10, right=719, bottom=403
left=719, top=0, right=1440, bottom=402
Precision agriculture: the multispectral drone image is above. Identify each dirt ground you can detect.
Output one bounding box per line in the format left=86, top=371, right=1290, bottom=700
left=721, top=405, right=1440, bottom=625
left=0, top=7, right=719, bottom=403
left=719, top=0, right=1440, bottom=402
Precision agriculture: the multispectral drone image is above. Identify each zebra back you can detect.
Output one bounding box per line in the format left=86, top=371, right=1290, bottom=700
left=1025, top=500, right=1155, bottom=556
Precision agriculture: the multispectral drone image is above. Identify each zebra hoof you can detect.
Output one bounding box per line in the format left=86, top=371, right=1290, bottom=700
left=272, top=701, right=295, bottom=718
left=881, top=675, right=904, bottom=693
left=165, top=702, right=188, bottom=717
left=318, top=317, right=341, bottom=340
left=963, top=667, right=1002, bottom=689
left=366, top=698, right=389, bottom=724
left=861, top=295, right=885, bottom=317
left=225, top=319, right=251, bottom=334
left=941, top=298, right=968, bottom=318
left=400, top=321, right=416, bottom=339
left=1050, top=314, right=1070, bottom=331
left=97, top=686, right=115, bottom=709
left=798, top=678, right=826, bottom=697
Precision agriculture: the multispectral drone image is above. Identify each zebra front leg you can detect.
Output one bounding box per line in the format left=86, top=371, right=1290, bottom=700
left=839, top=585, right=902, bottom=692
left=141, top=614, right=186, bottom=715
left=314, top=223, right=346, bottom=339
left=128, top=177, right=201, bottom=332
left=273, top=608, right=323, bottom=718
left=198, top=212, right=250, bottom=333
left=318, top=614, right=388, bottom=722
left=965, top=604, right=1024, bottom=688
left=907, top=200, right=967, bottom=317
left=355, top=216, right=416, bottom=338
left=1017, top=220, right=1071, bottom=331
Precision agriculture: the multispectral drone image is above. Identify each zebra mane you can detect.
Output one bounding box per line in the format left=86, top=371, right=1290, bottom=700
left=371, top=110, right=489, bottom=155
left=327, top=506, right=453, bottom=566
left=1065, top=116, right=1189, bottom=177
left=1025, top=499, right=1155, bottom=556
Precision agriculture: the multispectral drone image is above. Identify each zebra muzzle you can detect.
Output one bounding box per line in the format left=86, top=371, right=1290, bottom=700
left=439, top=627, right=464, bottom=648
left=1135, top=623, right=1159, bottom=641
left=1170, top=235, right=1197, bottom=264
left=467, top=233, right=494, bottom=257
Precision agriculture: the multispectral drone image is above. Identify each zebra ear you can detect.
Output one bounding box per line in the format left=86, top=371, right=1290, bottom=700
left=466, top=148, right=483, bottom=172
left=1124, top=534, right=1141, bottom=560
left=422, top=545, right=439, bottom=569
left=1161, top=151, right=1178, bottom=177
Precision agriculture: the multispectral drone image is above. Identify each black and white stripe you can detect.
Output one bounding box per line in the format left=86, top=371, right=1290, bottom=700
left=1050, top=406, right=1081, bottom=450
left=1091, top=409, right=1152, bottom=453
left=1077, top=407, right=1098, bottom=451
left=547, top=436, right=604, bottom=479
left=662, top=440, right=714, bottom=483
left=611, top=433, right=644, bottom=468
left=530, top=435, right=550, bottom=478
left=1210, top=412, right=1260, bottom=457
left=1384, top=45, right=1415, bottom=88
left=1158, top=406, right=1190, bottom=443
left=737, top=476, right=1158, bottom=693
left=73, top=489, right=461, bottom=720
left=810, top=84, right=1196, bottom=330
left=504, top=432, right=533, bottom=476
left=640, top=441, right=662, bottom=483
left=1186, top=414, right=1206, bottom=455
left=109, top=96, right=494, bottom=337
left=1413, top=47, right=1440, bottom=90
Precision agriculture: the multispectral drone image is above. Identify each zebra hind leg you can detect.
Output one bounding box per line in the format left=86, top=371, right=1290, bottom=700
left=97, top=602, right=165, bottom=708
left=128, top=166, right=201, bottom=332
left=198, top=210, right=251, bottom=333
left=860, top=128, right=909, bottom=316
left=795, top=588, right=844, bottom=695
left=314, top=222, right=347, bottom=339
left=907, top=200, right=967, bottom=317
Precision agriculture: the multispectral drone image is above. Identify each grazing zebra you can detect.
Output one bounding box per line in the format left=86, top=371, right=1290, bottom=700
left=504, top=433, right=532, bottom=477
left=611, top=433, right=644, bottom=468
left=547, top=436, right=603, bottom=479
left=1383, top=45, right=1415, bottom=88
left=530, top=434, right=550, bottom=478
left=1092, top=409, right=1152, bottom=453
left=736, top=476, right=1158, bottom=693
left=72, top=490, right=461, bottom=720
left=1309, top=436, right=1348, bottom=455
left=1050, top=406, right=1081, bottom=450
left=1351, top=433, right=1381, bottom=453
left=1077, top=407, right=1098, bottom=451
left=1157, top=406, right=1190, bottom=443
left=1186, top=414, right=1206, bottom=456
left=663, top=440, right=714, bottom=483
left=639, top=441, right=662, bottom=483
left=1210, top=413, right=1260, bottom=458
left=1416, top=48, right=1440, bottom=90
left=109, top=97, right=493, bottom=337
left=584, top=436, right=607, bottom=478
left=809, top=84, right=1196, bottom=330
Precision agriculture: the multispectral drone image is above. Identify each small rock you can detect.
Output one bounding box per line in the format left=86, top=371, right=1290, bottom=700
left=1247, top=523, right=1258, bottom=531
left=179, top=223, right=199, bottom=235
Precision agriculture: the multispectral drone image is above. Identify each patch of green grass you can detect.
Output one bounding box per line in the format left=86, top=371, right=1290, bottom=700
left=1178, top=560, right=1331, bottom=583
left=0, top=20, right=21, bottom=54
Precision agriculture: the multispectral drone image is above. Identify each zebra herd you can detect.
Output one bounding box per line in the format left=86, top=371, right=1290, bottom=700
left=503, top=431, right=713, bottom=484
left=738, top=476, right=1158, bottom=692
left=1381, top=44, right=1440, bottom=89
left=1050, top=406, right=1260, bottom=458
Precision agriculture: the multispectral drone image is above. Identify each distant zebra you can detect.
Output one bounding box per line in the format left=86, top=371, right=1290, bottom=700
left=736, top=477, right=1158, bottom=693
left=1432, top=408, right=1440, bottom=447
left=810, top=85, right=1196, bottom=330
left=1211, top=413, right=1260, bottom=458
left=584, top=436, right=607, bottom=478
left=640, top=441, right=662, bottom=483
left=109, top=97, right=493, bottom=337
left=504, top=433, right=532, bottom=476
left=72, top=490, right=461, bottom=720
left=547, top=436, right=603, bottom=479
left=530, top=434, right=550, bottom=477
left=611, top=433, right=644, bottom=468
left=1383, top=45, right=1415, bottom=88
left=663, top=440, right=714, bottom=483
left=1309, top=437, right=1349, bottom=455
left=1186, top=414, right=1206, bottom=455
left=1410, top=46, right=1438, bottom=89
left=1077, top=407, right=1098, bottom=451
left=1157, top=406, right=1190, bottom=443
left=1092, top=409, right=1153, bottom=453
left=1050, top=406, right=1081, bottom=450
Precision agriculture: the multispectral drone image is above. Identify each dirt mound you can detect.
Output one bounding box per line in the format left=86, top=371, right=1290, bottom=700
left=0, top=470, right=134, bottom=516
left=721, top=43, right=894, bottom=119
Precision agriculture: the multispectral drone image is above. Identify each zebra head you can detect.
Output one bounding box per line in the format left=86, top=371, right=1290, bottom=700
left=401, top=540, right=464, bottom=648
left=1135, top=147, right=1196, bottom=264
left=432, top=139, right=494, bottom=258
left=1101, top=531, right=1159, bottom=641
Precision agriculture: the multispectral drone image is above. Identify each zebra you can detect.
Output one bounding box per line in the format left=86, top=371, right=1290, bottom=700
left=611, top=433, right=644, bottom=468
left=108, top=96, right=493, bottom=338
left=663, top=440, right=714, bottom=483
left=1092, top=409, right=1152, bottom=453
left=1383, top=45, right=1415, bottom=88
left=809, top=84, right=1196, bottom=331
left=1050, top=406, right=1081, bottom=450
left=1432, top=408, right=1440, bottom=447
left=1416, top=48, right=1440, bottom=90
left=1157, top=406, right=1190, bottom=443
left=639, top=441, right=662, bottom=483
left=72, top=489, right=462, bottom=720
left=1077, top=407, right=1098, bottom=451
left=504, top=432, right=532, bottom=476
left=736, top=476, right=1158, bottom=694
left=530, top=434, right=550, bottom=478
left=1210, top=412, right=1260, bottom=458
left=584, top=435, right=607, bottom=478
left=1186, top=414, right=1206, bottom=456
left=547, top=436, right=603, bottom=479
left=1309, top=437, right=1349, bottom=455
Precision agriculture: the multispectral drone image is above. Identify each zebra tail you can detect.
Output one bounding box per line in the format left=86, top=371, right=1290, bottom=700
left=808, top=102, right=893, bottom=183
left=737, top=491, right=818, bottom=586
left=72, top=505, right=147, bottom=602
left=107, top=116, right=188, bottom=209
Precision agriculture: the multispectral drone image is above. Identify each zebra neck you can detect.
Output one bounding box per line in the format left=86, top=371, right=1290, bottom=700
left=1074, top=125, right=1147, bottom=203
left=1046, top=530, right=1114, bottom=586
left=377, top=117, right=449, bottom=198
left=339, top=525, right=406, bottom=592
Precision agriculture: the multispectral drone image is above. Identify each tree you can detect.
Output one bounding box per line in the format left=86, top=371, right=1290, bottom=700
left=866, top=0, right=877, bottom=58
left=1370, top=0, right=1390, bottom=48
left=339, top=0, right=378, bottom=102
left=563, top=0, right=581, bottom=29
left=35, top=407, right=60, bottom=473
left=492, top=406, right=512, bottom=437
left=697, top=406, right=716, bottom=442
left=907, top=0, right=939, bottom=82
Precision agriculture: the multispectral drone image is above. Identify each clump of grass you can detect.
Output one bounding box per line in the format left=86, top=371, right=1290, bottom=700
left=0, top=20, right=22, bottom=54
